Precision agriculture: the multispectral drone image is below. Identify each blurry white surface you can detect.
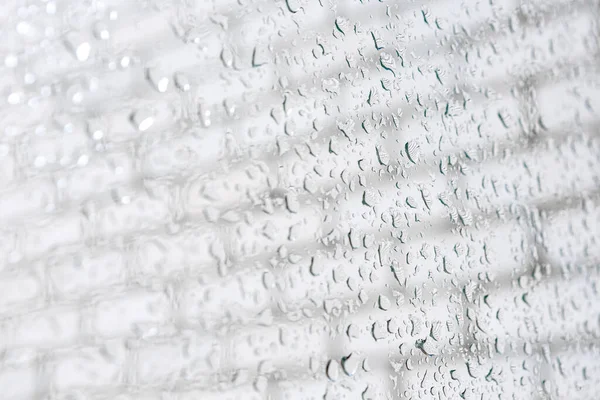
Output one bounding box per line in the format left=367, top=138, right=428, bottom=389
left=0, top=0, right=599, bottom=399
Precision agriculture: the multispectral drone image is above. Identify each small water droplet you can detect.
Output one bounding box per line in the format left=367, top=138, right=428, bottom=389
left=173, top=72, right=191, bottom=92
left=405, top=140, right=421, bottom=164
left=380, top=52, right=396, bottom=74
left=131, top=109, right=155, bottom=132
left=341, top=353, right=359, bottom=376
left=285, top=0, right=301, bottom=13
left=326, top=359, right=340, bottom=381
left=65, top=33, right=91, bottom=61
left=378, top=295, right=391, bottom=310
left=146, top=67, right=169, bottom=93
left=335, top=17, right=350, bottom=34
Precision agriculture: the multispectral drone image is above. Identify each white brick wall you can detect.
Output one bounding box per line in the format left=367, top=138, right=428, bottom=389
left=0, top=0, right=599, bottom=399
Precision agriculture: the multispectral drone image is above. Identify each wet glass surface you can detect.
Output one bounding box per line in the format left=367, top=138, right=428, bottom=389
left=0, top=0, right=599, bottom=399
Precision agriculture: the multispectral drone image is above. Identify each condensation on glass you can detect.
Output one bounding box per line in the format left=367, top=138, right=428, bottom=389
left=0, top=0, right=599, bottom=399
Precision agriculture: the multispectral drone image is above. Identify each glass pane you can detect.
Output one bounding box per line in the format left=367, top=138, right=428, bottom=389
left=0, top=0, right=598, bottom=399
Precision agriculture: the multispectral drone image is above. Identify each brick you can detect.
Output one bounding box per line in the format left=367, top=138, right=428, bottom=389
left=176, top=279, right=248, bottom=329
left=131, top=229, right=221, bottom=278
left=52, top=341, right=127, bottom=391
left=0, top=154, right=16, bottom=187
left=23, top=131, right=89, bottom=171
left=61, top=152, right=135, bottom=202
left=179, top=271, right=271, bottom=328
left=0, top=269, right=42, bottom=312
left=174, top=387, right=262, bottom=400
left=93, top=194, right=170, bottom=238
left=99, top=393, right=162, bottom=400
left=0, top=178, right=57, bottom=222
left=0, top=229, right=19, bottom=271
left=135, top=334, right=219, bottom=385
left=22, top=213, right=85, bottom=259
left=140, top=129, right=225, bottom=178
left=180, top=169, right=258, bottom=215
left=0, top=365, right=37, bottom=399
left=48, top=250, right=127, bottom=298
left=92, top=290, right=171, bottom=338
left=132, top=236, right=183, bottom=277
left=12, top=306, right=80, bottom=349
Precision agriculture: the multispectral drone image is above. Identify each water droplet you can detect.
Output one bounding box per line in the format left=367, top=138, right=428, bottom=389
left=174, top=72, right=191, bottom=92
left=146, top=67, right=169, bottom=93
left=405, top=140, right=421, bottom=164
left=380, top=52, right=396, bottom=75
left=309, top=256, right=323, bottom=276
left=378, top=295, right=391, bottom=310
left=65, top=33, right=91, bottom=61
left=372, top=321, right=388, bottom=341
left=376, top=145, right=390, bottom=165
left=362, top=189, right=378, bottom=206
left=285, top=0, right=300, bottom=13
left=198, top=103, right=211, bottom=127
left=341, top=353, right=359, bottom=376
left=252, top=45, right=269, bottom=67
left=335, top=17, right=350, bottom=35
left=285, top=193, right=300, bottom=213
left=131, top=109, right=155, bottom=132
left=93, top=22, right=110, bottom=40
left=326, top=359, right=340, bottom=381
left=253, top=375, right=268, bottom=392
left=4, top=54, right=18, bottom=68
